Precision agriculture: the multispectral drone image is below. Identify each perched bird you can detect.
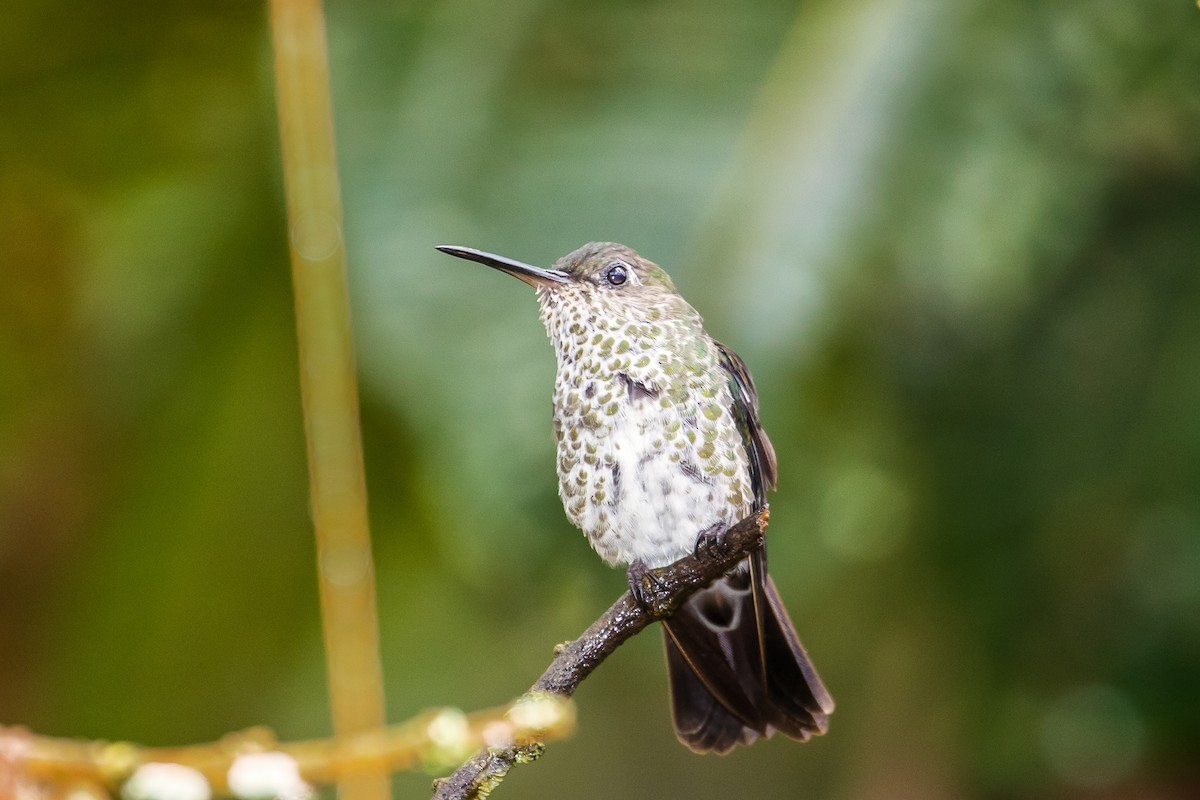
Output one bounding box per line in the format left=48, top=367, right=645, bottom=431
left=437, top=241, right=833, bottom=753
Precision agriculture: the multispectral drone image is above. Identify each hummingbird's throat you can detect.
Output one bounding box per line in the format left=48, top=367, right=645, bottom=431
left=535, top=284, right=702, bottom=369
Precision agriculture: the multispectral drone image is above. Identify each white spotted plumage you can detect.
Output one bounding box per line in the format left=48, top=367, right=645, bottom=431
left=536, top=267, right=753, bottom=568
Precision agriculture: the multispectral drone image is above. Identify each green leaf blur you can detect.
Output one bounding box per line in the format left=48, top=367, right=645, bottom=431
left=2, top=1, right=1197, bottom=798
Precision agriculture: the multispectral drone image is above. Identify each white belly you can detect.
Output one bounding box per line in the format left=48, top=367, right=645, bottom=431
left=554, top=380, right=753, bottom=568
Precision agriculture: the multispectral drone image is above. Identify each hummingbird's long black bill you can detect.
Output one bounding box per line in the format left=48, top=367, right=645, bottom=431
left=436, top=245, right=570, bottom=288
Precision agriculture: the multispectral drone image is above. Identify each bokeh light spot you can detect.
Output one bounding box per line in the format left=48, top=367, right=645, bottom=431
left=320, top=542, right=370, bottom=587
left=1039, top=683, right=1144, bottom=789
left=291, top=211, right=342, bottom=261
left=819, top=462, right=911, bottom=561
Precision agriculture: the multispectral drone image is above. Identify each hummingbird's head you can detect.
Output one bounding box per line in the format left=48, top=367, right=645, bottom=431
left=436, top=241, right=686, bottom=321
left=438, top=241, right=706, bottom=372
left=546, top=241, right=678, bottom=295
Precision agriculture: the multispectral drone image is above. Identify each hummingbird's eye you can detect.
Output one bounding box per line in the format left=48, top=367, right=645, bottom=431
left=605, top=263, right=629, bottom=286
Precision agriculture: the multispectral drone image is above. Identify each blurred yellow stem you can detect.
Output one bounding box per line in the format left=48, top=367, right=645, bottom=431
left=268, top=2, right=388, bottom=800
left=8, top=697, right=575, bottom=791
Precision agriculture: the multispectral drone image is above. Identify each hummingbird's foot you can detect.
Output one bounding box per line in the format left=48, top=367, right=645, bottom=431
left=627, top=559, right=671, bottom=618
left=693, top=521, right=733, bottom=561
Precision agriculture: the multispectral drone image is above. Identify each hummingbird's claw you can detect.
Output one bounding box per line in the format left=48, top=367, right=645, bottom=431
left=627, top=559, right=670, bottom=617
left=693, top=521, right=733, bottom=561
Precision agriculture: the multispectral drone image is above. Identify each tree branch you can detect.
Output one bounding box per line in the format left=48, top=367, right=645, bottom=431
left=431, top=507, right=770, bottom=800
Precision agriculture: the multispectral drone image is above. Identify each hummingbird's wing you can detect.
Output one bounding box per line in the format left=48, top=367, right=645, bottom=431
left=662, top=341, right=832, bottom=753
left=713, top=341, right=777, bottom=505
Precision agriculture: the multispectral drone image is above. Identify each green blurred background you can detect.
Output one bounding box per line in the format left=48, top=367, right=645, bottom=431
left=3, top=1, right=1199, bottom=798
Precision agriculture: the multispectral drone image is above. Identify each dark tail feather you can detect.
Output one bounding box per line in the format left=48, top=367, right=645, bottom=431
left=664, top=635, right=758, bottom=754
left=757, top=573, right=834, bottom=740
left=662, top=553, right=833, bottom=754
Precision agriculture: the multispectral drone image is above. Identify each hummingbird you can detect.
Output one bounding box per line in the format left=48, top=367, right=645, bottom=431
left=437, top=241, right=833, bottom=753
